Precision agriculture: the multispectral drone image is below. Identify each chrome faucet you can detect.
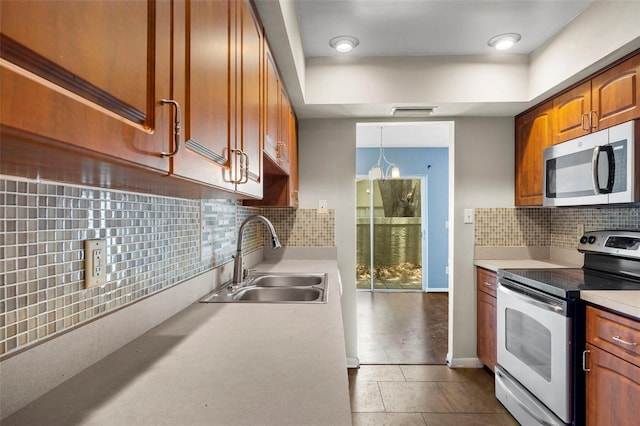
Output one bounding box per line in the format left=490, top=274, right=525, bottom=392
left=233, top=215, right=281, bottom=284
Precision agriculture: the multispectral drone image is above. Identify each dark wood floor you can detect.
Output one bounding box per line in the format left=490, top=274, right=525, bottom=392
left=357, top=291, right=448, bottom=364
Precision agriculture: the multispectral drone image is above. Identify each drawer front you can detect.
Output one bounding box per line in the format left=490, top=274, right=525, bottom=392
left=586, top=306, right=640, bottom=368
left=476, top=267, right=497, bottom=297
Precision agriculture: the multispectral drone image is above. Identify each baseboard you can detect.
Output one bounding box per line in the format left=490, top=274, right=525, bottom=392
left=346, top=357, right=360, bottom=369
left=426, top=288, right=449, bottom=293
left=446, top=354, right=485, bottom=368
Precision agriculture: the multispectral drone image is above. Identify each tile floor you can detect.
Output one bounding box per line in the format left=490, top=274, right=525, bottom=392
left=348, top=365, right=518, bottom=426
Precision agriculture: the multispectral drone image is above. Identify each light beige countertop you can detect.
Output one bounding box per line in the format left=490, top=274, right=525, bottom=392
left=581, top=291, right=640, bottom=320
left=473, top=246, right=583, bottom=273
left=474, top=259, right=579, bottom=272
left=2, top=259, right=352, bottom=426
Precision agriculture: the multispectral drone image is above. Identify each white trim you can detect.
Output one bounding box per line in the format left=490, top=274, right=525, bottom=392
left=446, top=353, right=485, bottom=369
left=346, top=357, right=360, bottom=369
left=425, top=288, right=449, bottom=293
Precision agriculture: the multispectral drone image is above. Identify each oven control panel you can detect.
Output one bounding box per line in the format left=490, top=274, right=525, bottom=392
left=578, top=230, right=640, bottom=258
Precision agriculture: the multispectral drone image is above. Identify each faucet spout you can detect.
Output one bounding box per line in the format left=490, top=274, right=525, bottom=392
left=233, top=215, right=281, bottom=284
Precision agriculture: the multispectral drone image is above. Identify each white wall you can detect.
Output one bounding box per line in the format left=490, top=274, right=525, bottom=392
left=528, top=0, right=640, bottom=102
left=448, top=117, right=514, bottom=366
left=298, top=119, right=358, bottom=365
left=298, top=116, right=514, bottom=366
left=305, top=55, right=529, bottom=104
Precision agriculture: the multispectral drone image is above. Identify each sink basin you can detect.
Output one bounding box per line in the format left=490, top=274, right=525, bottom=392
left=247, top=273, right=323, bottom=287
left=233, top=287, right=322, bottom=302
left=199, top=272, right=328, bottom=304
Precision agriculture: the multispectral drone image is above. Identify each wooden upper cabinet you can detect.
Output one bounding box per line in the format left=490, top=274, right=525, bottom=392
left=264, top=47, right=280, bottom=163
left=170, top=0, right=235, bottom=191
left=170, top=0, right=262, bottom=197
left=278, top=87, right=292, bottom=173
left=288, top=105, right=299, bottom=207
left=553, top=82, right=591, bottom=144
left=591, top=53, right=640, bottom=132
left=553, top=52, right=640, bottom=144
left=515, top=101, right=554, bottom=206
left=234, top=0, right=263, bottom=198
left=0, top=0, right=171, bottom=172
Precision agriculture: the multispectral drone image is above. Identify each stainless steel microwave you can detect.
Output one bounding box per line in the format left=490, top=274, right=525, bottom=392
left=543, top=120, right=638, bottom=206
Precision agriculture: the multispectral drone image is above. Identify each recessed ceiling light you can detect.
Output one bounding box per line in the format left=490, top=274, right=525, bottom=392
left=487, top=33, right=522, bottom=51
left=329, top=35, right=359, bottom=53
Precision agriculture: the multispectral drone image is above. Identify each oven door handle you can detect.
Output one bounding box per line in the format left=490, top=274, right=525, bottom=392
left=499, top=282, right=566, bottom=315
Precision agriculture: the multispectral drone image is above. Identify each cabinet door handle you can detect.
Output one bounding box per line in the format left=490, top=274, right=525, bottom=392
left=589, top=110, right=598, bottom=131
left=160, top=99, right=182, bottom=157
left=483, top=281, right=494, bottom=288
left=229, top=149, right=249, bottom=184
left=612, top=335, right=638, bottom=347
left=582, top=349, right=590, bottom=372
left=238, top=151, right=249, bottom=184
left=581, top=113, right=590, bottom=131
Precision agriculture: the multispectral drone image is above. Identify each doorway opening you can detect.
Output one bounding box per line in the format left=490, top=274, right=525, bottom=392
left=355, top=121, right=451, bottom=365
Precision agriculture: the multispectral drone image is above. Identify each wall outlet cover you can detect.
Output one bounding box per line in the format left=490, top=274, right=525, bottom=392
left=85, top=239, right=107, bottom=288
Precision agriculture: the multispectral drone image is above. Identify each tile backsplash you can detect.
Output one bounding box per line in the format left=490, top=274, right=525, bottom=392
left=475, top=207, right=640, bottom=248
left=0, top=176, right=335, bottom=357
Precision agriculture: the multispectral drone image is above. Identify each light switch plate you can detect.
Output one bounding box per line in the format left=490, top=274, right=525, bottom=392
left=85, top=239, right=107, bottom=288
left=318, top=199, right=328, bottom=214
left=463, top=208, right=474, bottom=224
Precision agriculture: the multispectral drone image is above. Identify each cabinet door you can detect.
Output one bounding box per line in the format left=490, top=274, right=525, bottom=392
left=0, top=0, right=171, bottom=172
left=591, top=53, right=640, bottom=131
left=234, top=0, right=263, bottom=198
left=553, top=81, right=592, bottom=144
left=278, top=86, right=292, bottom=173
left=515, top=101, right=554, bottom=206
left=171, top=0, right=235, bottom=191
left=477, top=288, right=497, bottom=371
left=476, top=268, right=497, bottom=371
left=288, top=106, right=299, bottom=207
left=264, top=47, right=280, bottom=164
left=585, top=343, right=640, bottom=426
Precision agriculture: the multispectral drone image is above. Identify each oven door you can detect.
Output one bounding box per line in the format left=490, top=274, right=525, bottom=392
left=497, top=279, right=572, bottom=423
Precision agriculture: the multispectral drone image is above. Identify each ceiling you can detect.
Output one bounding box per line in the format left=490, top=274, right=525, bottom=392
left=254, top=1, right=640, bottom=147
left=295, top=0, right=592, bottom=58
left=291, top=0, right=592, bottom=147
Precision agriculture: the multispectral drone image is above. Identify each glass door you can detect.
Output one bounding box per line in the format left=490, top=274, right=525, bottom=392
left=356, top=177, right=425, bottom=291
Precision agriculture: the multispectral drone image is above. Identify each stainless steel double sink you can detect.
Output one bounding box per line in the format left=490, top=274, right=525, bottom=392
left=199, top=272, right=328, bottom=304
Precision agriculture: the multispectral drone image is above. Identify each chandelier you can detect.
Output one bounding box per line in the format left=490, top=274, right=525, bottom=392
left=368, top=126, right=400, bottom=180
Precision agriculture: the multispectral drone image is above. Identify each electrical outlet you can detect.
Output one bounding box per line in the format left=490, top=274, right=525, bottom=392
left=85, top=239, right=107, bottom=288
left=318, top=199, right=328, bottom=214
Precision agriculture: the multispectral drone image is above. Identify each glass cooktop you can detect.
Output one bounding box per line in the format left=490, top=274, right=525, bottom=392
left=498, top=268, right=640, bottom=299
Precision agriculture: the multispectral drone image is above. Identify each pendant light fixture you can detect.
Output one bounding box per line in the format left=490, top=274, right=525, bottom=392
left=368, top=126, right=400, bottom=180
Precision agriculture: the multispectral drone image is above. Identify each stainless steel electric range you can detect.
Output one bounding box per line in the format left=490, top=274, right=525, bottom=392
left=495, top=230, right=640, bottom=426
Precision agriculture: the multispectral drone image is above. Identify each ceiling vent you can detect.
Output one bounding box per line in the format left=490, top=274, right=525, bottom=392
left=390, top=107, right=436, bottom=117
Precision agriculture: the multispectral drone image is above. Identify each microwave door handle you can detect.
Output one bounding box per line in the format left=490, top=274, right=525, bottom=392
left=592, top=145, right=602, bottom=194
left=592, top=145, right=616, bottom=194
left=602, top=145, right=615, bottom=193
